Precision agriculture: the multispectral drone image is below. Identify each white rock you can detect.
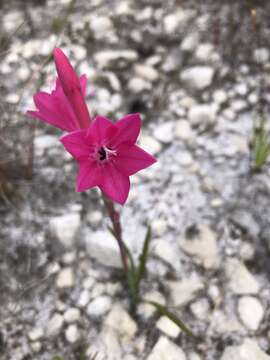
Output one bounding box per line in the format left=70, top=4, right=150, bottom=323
left=180, top=66, right=214, bottom=90
left=164, top=9, right=194, bottom=34
left=152, top=239, right=181, bottom=271
left=65, top=324, right=80, bottom=343
left=87, top=295, right=112, bottom=317
left=5, top=93, right=19, bottom=104
left=31, top=341, right=42, bottom=353
left=253, top=48, right=269, bottom=64
left=28, top=328, right=44, bottom=341
left=85, top=230, right=122, bottom=268
left=138, top=291, right=166, bottom=318
left=105, top=304, right=137, bottom=342
left=134, top=64, right=159, bottom=82
left=225, top=258, right=260, bottom=295
left=188, top=352, right=202, bottom=360
left=46, top=313, right=64, bottom=337
left=152, top=219, right=168, bottom=237
left=195, top=43, right=216, bottom=62
left=87, top=210, right=102, bottom=227
left=34, top=135, right=59, bottom=156
left=82, top=277, right=95, bottom=290
left=78, top=290, right=91, bottom=307
left=147, top=336, right=186, bottom=360
left=50, top=213, right=80, bottom=248
left=213, top=89, right=228, bottom=104
left=156, top=316, right=181, bottom=338
left=181, top=33, right=199, bottom=52
left=239, top=243, right=255, bottom=261
left=56, top=267, right=75, bottom=289
left=139, top=135, right=162, bottom=155
left=175, top=120, right=194, bottom=142
left=221, top=339, right=270, bottom=360
left=188, top=104, right=217, bottom=130
left=190, top=298, right=210, bottom=320
left=178, top=152, right=193, bottom=166
left=168, top=274, right=204, bottom=307
left=94, top=50, right=138, bottom=68
left=238, top=296, right=264, bottom=330
left=128, top=77, right=151, bottom=93
left=153, top=122, right=175, bottom=144
left=64, top=308, right=81, bottom=323
left=89, top=16, right=113, bottom=38
left=212, top=310, right=243, bottom=334
left=179, top=224, right=220, bottom=269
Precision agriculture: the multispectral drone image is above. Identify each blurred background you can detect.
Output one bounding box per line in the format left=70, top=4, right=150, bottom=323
left=1, top=0, right=270, bottom=359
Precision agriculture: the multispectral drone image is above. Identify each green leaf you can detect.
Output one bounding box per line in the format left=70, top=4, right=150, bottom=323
left=145, top=300, right=195, bottom=338
left=53, top=356, right=64, bottom=360
left=254, top=128, right=270, bottom=169
left=135, top=226, right=151, bottom=289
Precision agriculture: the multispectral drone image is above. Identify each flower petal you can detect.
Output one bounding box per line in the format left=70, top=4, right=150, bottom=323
left=111, top=113, right=141, bottom=147
left=60, top=130, right=91, bottom=160
left=77, top=161, right=101, bottom=192
left=87, top=116, right=118, bottom=145
left=99, top=164, right=130, bottom=205
left=53, top=47, right=91, bottom=129
left=27, top=89, right=79, bottom=132
left=115, top=144, right=157, bottom=176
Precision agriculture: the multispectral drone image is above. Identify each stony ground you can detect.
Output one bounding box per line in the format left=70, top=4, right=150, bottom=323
left=1, top=0, right=270, bottom=359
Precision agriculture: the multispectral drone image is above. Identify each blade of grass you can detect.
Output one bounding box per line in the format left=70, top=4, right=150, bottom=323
left=135, top=225, right=151, bottom=289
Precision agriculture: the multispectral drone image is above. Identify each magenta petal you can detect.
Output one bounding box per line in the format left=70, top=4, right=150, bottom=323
left=79, top=74, right=87, bottom=96
left=87, top=116, right=118, bottom=145
left=60, top=130, right=91, bottom=160
left=27, top=89, right=79, bottom=132
left=53, top=48, right=91, bottom=129
left=116, top=144, right=157, bottom=176
left=77, top=161, right=101, bottom=192
left=111, top=113, right=141, bottom=147
left=99, top=164, right=130, bottom=205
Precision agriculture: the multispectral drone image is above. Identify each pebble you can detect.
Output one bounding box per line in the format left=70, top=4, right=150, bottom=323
left=139, top=135, right=162, bottom=155
left=46, top=313, right=64, bottom=337
left=188, top=104, right=217, bottom=130
left=56, top=267, right=75, bottom=289
left=153, top=122, right=175, bottom=144
left=153, top=239, right=181, bottom=272
left=225, top=258, right=260, bottom=295
left=87, top=295, right=112, bottom=317
left=85, top=230, right=122, bottom=268
left=180, top=66, right=214, bottom=90
left=175, top=120, right=194, bottom=142
left=147, top=336, right=186, bottom=360
left=78, top=290, right=91, bottom=308
left=179, top=224, right=220, bottom=269
left=190, top=298, right=210, bottom=320
left=28, top=328, right=44, bottom=342
left=50, top=213, right=80, bottom=248
left=134, top=64, right=159, bottom=82
left=65, top=324, right=80, bottom=344
left=221, top=339, right=270, bottom=360
left=138, top=291, right=166, bottom=319
left=64, top=308, right=81, bottom=323
left=94, top=50, right=138, bottom=68
left=105, top=304, right=137, bottom=342
left=238, top=296, right=264, bottom=330
left=128, top=77, right=151, bottom=93
left=156, top=316, right=181, bottom=338
left=168, top=274, right=204, bottom=307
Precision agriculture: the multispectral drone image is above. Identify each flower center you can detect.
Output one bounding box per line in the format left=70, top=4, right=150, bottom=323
left=96, top=146, right=117, bottom=163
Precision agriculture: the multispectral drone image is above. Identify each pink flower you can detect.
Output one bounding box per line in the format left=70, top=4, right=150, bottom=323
left=28, top=48, right=91, bottom=131
left=61, top=114, right=156, bottom=205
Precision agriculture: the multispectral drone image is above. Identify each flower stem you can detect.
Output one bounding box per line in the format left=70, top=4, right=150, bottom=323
left=102, top=194, right=128, bottom=273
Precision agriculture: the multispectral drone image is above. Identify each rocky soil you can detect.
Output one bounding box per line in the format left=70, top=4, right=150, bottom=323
left=1, top=0, right=270, bottom=359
